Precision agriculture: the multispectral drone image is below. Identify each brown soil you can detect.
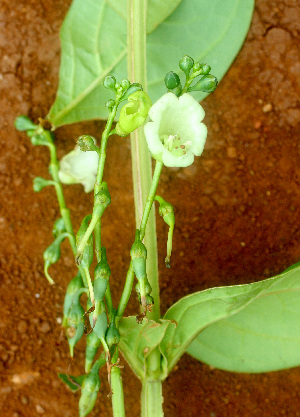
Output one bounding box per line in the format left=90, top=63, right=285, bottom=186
left=1, top=0, right=300, bottom=416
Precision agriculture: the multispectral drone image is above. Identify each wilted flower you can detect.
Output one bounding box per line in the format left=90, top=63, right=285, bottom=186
left=58, top=145, right=99, bottom=193
left=144, top=93, right=207, bottom=167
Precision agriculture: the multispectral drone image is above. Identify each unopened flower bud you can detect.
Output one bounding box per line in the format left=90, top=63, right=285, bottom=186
left=103, top=75, right=116, bottom=90
left=164, top=71, right=181, bottom=90
left=188, top=75, right=218, bottom=93
left=179, top=56, right=194, bottom=76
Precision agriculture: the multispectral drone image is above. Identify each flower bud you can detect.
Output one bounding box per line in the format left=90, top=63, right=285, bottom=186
left=188, top=75, right=218, bottom=93
left=121, top=79, right=130, bottom=91
left=164, top=71, right=181, bottom=90
left=93, top=182, right=111, bottom=217
left=85, top=331, right=101, bottom=373
left=179, top=56, right=194, bottom=76
left=77, top=135, right=99, bottom=153
left=130, top=230, right=147, bottom=280
left=105, top=323, right=120, bottom=348
left=116, top=91, right=152, bottom=136
left=52, top=217, right=67, bottom=238
left=103, top=75, right=116, bottom=90
left=63, top=273, right=84, bottom=327
left=43, top=233, right=68, bottom=284
left=155, top=196, right=175, bottom=268
left=14, top=115, right=37, bottom=131
left=79, top=361, right=101, bottom=417
left=105, top=99, right=115, bottom=108
left=65, top=301, right=85, bottom=357
left=90, top=310, right=107, bottom=340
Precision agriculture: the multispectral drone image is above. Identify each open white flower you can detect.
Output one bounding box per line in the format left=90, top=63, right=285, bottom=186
left=144, top=92, right=207, bottom=167
left=58, top=145, right=99, bottom=193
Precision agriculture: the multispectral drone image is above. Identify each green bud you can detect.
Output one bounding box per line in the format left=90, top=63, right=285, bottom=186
left=116, top=91, right=152, bottom=136
left=201, top=64, right=211, bottom=75
left=119, top=83, right=143, bottom=102
left=155, top=196, right=175, bottom=268
left=65, top=301, right=85, bottom=357
left=164, top=71, right=181, bottom=90
left=63, top=273, right=84, bottom=327
left=193, top=62, right=201, bottom=72
left=135, top=278, right=152, bottom=296
left=105, top=323, right=120, bottom=348
left=179, top=55, right=194, bottom=76
left=105, top=99, right=115, bottom=108
left=130, top=230, right=147, bottom=280
left=115, top=82, right=121, bottom=90
left=14, top=115, right=37, bottom=131
left=33, top=176, right=54, bottom=192
left=76, top=215, right=92, bottom=247
left=52, top=217, right=67, bottom=238
left=90, top=311, right=107, bottom=340
left=188, top=75, right=218, bottom=93
left=76, top=215, right=93, bottom=270
left=85, top=331, right=101, bottom=373
left=79, top=361, right=101, bottom=417
left=77, top=135, right=99, bottom=153
left=94, top=248, right=110, bottom=301
left=121, top=79, right=130, bottom=91
left=145, top=294, right=154, bottom=307
left=103, top=75, right=116, bottom=90
left=43, top=233, right=68, bottom=284
left=94, top=182, right=111, bottom=217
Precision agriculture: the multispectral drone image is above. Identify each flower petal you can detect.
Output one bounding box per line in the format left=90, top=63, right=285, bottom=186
left=144, top=122, right=165, bottom=155
left=162, top=149, right=194, bottom=168
left=59, top=146, right=99, bottom=193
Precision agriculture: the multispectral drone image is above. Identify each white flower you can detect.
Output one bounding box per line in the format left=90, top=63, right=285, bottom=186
left=144, top=92, right=207, bottom=167
left=58, top=145, right=99, bottom=193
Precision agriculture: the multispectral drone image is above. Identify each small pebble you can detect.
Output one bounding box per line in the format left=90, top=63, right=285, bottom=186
left=36, top=404, right=45, bottom=414
left=262, top=103, right=272, bottom=113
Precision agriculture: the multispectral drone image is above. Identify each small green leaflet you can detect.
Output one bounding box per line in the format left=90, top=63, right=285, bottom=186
left=161, top=266, right=300, bottom=374
left=58, top=373, right=85, bottom=391
left=48, top=0, right=254, bottom=127
left=118, top=316, right=172, bottom=379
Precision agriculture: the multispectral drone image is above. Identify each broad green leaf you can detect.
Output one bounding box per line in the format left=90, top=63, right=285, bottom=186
left=161, top=267, right=300, bottom=374
left=58, top=373, right=85, bottom=391
left=187, top=266, right=300, bottom=373
left=48, top=0, right=254, bottom=127
left=118, top=316, right=172, bottom=379
left=106, top=0, right=183, bottom=34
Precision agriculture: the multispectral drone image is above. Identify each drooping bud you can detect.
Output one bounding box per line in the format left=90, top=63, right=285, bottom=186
left=179, top=55, right=194, bottom=77
left=43, top=233, right=69, bottom=284
left=155, top=196, right=175, bottom=268
left=90, top=310, right=108, bottom=340
left=115, top=91, right=152, bottom=136
left=52, top=217, right=67, bottom=238
left=130, top=230, right=147, bottom=280
left=93, top=182, right=111, bottom=218
left=65, top=299, right=85, bottom=357
left=94, top=248, right=111, bottom=301
left=105, top=322, right=120, bottom=348
left=120, top=79, right=130, bottom=91
left=79, top=360, right=101, bottom=417
left=63, top=273, right=84, bottom=327
left=85, top=331, right=101, bottom=373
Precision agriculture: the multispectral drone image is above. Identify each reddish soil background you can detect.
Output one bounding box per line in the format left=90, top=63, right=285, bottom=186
left=1, top=0, right=300, bottom=416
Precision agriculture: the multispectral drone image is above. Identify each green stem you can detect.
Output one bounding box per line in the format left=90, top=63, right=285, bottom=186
left=116, top=161, right=162, bottom=323
left=126, top=2, right=164, bottom=416
left=141, top=379, right=164, bottom=417
left=111, top=350, right=126, bottom=417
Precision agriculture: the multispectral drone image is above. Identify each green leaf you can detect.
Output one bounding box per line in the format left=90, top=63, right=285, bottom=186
left=58, top=373, right=85, bottom=392
left=106, top=0, right=182, bottom=34
left=48, top=0, right=254, bottom=127
left=161, top=266, right=300, bottom=374
left=118, top=316, right=173, bottom=379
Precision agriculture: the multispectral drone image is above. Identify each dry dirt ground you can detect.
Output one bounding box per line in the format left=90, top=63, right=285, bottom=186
left=0, top=0, right=299, bottom=416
